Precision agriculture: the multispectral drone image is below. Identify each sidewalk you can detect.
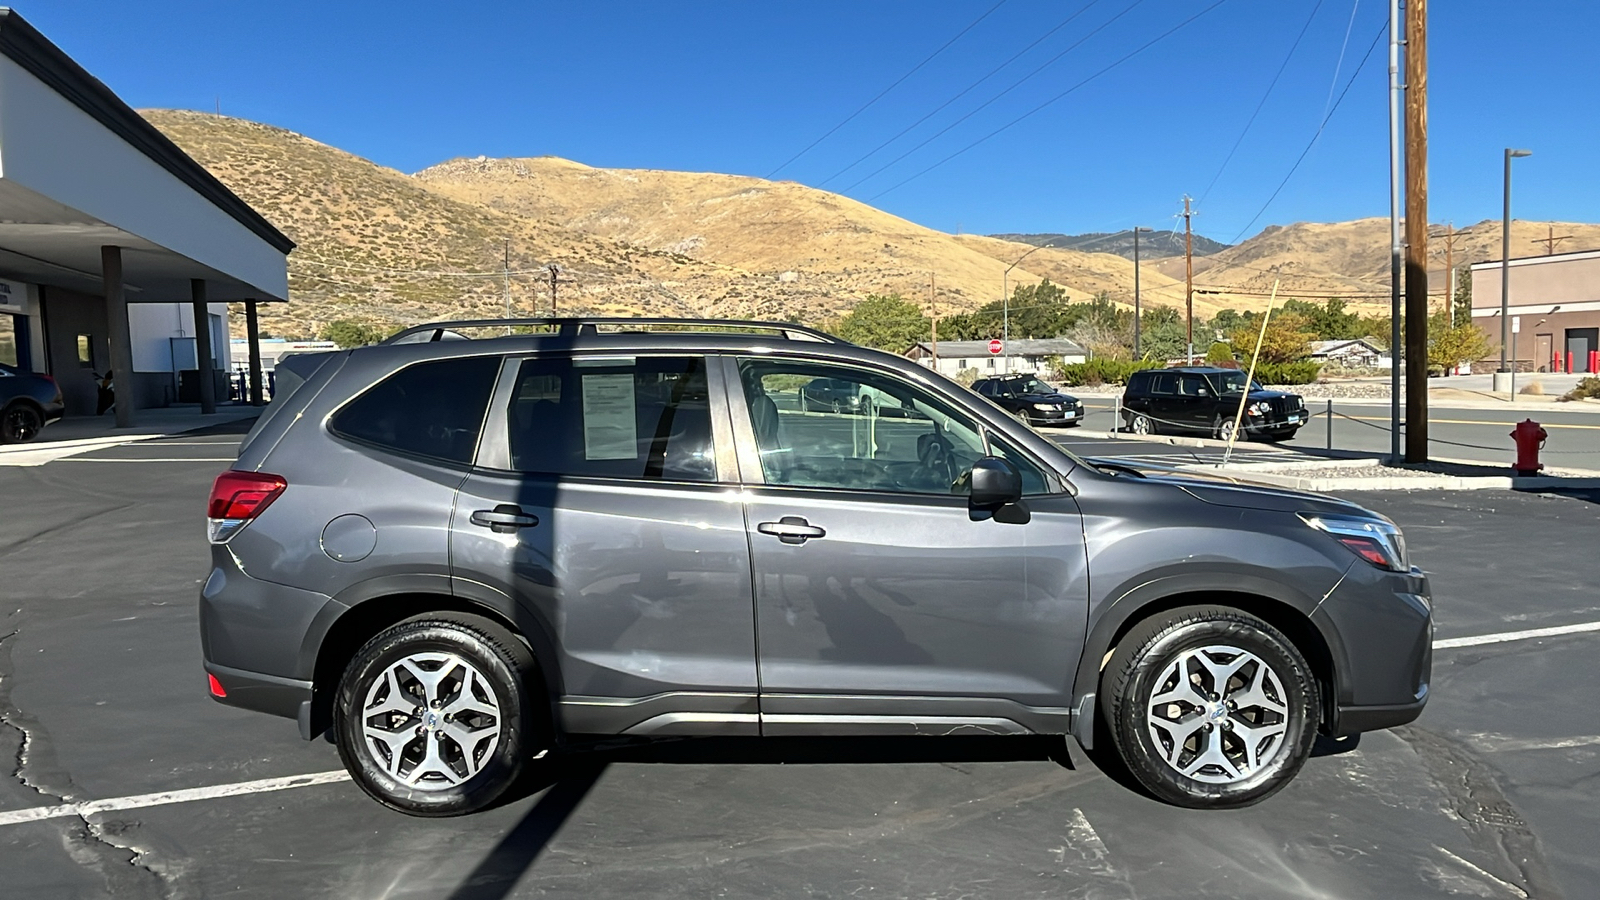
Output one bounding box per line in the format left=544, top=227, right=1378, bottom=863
left=0, top=405, right=260, bottom=466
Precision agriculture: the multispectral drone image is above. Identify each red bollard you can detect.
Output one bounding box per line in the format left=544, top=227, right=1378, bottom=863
left=1591, top=349, right=1599, bottom=374
left=1511, top=419, right=1547, bottom=477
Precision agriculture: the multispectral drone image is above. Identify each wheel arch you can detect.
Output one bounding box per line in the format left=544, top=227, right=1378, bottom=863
left=304, top=589, right=559, bottom=741
left=1075, top=585, right=1339, bottom=739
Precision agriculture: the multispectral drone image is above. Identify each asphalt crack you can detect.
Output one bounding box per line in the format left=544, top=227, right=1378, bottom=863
left=0, top=621, right=178, bottom=899
left=1395, top=724, right=1565, bottom=899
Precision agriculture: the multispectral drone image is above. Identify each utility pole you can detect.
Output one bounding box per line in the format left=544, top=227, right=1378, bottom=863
left=1403, top=0, right=1429, bottom=464
left=929, top=272, right=938, bottom=364
left=1133, top=227, right=1146, bottom=358
left=548, top=264, right=561, bottom=313
left=1183, top=197, right=1194, bottom=364
left=1387, top=0, right=1403, bottom=462
left=1531, top=225, right=1572, bottom=255
left=503, top=240, right=511, bottom=320
left=1439, top=222, right=1461, bottom=327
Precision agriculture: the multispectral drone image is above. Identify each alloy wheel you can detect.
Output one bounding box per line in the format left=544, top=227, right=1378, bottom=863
left=2, top=406, right=42, bottom=443
left=1130, top=414, right=1152, bottom=435
left=359, top=651, right=503, bottom=791
left=1144, top=644, right=1290, bottom=784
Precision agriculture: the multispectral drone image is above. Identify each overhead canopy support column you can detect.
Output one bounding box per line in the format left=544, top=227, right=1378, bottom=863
left=245, top=299, right=264, bottom=406
left=102, top=245, right=134, bottom=428
left=191, top=278, right=216, bottom=414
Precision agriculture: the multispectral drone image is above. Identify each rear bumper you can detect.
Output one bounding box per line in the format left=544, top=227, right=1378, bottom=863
left=205, top=661, right=311, bottom=723
left=1333, top=691, right=1427, bottom=735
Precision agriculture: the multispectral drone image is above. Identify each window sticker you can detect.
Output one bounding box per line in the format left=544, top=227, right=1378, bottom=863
left=581, top=372, right=637, bottom=460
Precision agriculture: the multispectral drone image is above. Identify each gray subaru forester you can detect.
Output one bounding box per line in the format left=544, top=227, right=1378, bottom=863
left=201, top=318, right=1431, bottom=816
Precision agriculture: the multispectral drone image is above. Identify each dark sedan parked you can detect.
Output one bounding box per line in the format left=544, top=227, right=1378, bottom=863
left=973, top=374, right=1084, bottom=427
left=1121, top=367, right=1307, bottom=441
left=0, top=362, right=64, bottom=443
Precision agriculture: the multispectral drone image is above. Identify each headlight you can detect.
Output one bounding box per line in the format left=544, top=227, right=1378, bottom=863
left=1299, top=513, right=1408, bottom=571
left=1247, top=401, right=1269, bottom=416
left=1033, top=402, right=1057, bottom=411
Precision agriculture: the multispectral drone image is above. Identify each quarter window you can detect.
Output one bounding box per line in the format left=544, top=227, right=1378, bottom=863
left=504, top=355, right=715, bottom=482
left=331, top=355, right=501, bottom=464
left=737, top=359, right=1047, bottom=496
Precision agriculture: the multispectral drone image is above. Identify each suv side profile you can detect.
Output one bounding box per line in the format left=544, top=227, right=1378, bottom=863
left=1121, top=367, right=1308, bottom=441
left=202, top=318, right=1430, bottom=817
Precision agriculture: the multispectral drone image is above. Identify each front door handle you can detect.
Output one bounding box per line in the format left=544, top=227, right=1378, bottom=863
left=470, top=504, right=539, bottom=534
left=757, top=516, right=826, bottom=545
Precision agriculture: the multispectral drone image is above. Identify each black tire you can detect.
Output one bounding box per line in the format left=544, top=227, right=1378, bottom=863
left=1100, top=606, right=1318, bottom=808
left=1127, top=413, right=1155, bottom=436
left=1, top=402, right=44, bottom=444
left=334, top=613, right=547, bottom=817
left=1212, top=415, right=1240, bottom=443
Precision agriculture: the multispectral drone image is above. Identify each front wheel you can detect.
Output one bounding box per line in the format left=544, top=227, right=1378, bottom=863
left=1101, top=606, right=1318, bottom=808
left=1213, top=416, right=1239, bottom=442
left=334, top=614, right=546, bottom=816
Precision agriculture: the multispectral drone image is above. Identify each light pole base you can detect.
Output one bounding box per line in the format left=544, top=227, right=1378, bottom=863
left=1492, top=371, right=1514, bottom=393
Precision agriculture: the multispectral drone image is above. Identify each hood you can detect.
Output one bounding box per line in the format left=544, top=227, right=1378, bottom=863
left=1224, top=389, right=1300, bottom=402
left=1021, top=391, right=1079, bottom=403
left=1084, top=457, right=1365, bottom=515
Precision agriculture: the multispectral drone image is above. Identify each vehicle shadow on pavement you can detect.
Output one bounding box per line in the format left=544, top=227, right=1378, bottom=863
left=445, top=761, right=609, bottom=900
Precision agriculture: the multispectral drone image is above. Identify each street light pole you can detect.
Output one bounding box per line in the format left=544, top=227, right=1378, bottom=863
left=1498, top=148, right=1532, bottom=393
left=1133, top=227, right=1147, bottom=357
left=1003, top=240, right=1065, bottom=375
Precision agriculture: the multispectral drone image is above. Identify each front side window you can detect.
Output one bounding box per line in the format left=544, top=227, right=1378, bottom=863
left=331, top=354, right=502, bottom=464
left=1211, top=371, right=1264, bottom=394
left=504, top=355, right=714, bottom=482
left=1148, top=372, right=1177, bottom=396
left=738, top=359, right=1047, bottom=496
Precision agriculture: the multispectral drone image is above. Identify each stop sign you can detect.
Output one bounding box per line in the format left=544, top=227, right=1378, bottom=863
left=987, top=339, right=1003, bottom=355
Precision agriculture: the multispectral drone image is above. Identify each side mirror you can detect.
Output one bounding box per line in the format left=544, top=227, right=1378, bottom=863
left=968, top=457, right=1022, bottom=507
left=1195, top=386, right=1209, bottom=397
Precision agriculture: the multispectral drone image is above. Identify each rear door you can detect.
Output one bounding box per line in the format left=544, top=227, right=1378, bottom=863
left=727, top=355, right=1089, bottom=735
left=450, top=352, right=759, bottom=736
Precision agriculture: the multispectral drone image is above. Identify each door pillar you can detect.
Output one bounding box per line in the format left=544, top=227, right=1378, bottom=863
left=191, top=278, right=216, bottom=414
left=102, top=245, right=135, bottom=427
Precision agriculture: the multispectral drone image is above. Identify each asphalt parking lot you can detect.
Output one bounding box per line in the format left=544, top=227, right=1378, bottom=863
left=2, top=420, right=1597, bottom=899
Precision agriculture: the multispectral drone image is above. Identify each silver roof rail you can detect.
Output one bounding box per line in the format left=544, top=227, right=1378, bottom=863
left=381, top=316, right=843, bottom=346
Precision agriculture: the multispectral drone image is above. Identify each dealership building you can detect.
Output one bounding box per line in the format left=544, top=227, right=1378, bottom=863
left=0, top=9, right=292, bottom=423
left=1470, top=248, right=1600, bottom=374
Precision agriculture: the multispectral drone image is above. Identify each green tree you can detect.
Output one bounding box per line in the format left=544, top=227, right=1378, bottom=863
left=1453, top=266, right=1472, bottom=327
left=320, top=319, right=387, bottom=348
left=1283, top=297, right=1363, bottom=340
left=1138, top=317, right=1188, bottom=362
left=1211, top=309, right=1246, bottom=333
left=1205, top=342, right=1235, bottom=365
left=1228, top=311, right=1315, bottom=364
left=835, top=294, right=929, bottom=351
left=1428, top=310, right=1490, bottom=372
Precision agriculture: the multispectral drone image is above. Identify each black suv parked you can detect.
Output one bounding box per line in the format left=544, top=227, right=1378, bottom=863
left=1121, top=367, right=1308, bottom=441
left=203, top=318, right=1429, bottom=817
left=972, top=374, right=1084, bottom=427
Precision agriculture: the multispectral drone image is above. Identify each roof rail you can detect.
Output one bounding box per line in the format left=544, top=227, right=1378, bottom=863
left=380, top=317, right=844, bottom=346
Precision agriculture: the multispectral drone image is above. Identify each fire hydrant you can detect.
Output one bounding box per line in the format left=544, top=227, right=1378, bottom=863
left=1511, top=419, right=1547, bottom=477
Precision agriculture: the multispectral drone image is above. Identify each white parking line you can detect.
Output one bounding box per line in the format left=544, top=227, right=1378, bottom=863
left=1433, top=620, right=1600, bottom=649
left=55, top=457, right=236, bottom=463
left=0, top=770, right=350, bottom=827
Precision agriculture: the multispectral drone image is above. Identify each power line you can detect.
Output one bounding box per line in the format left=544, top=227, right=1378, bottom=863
left=1197, top=0, right=1326, bottom=205
left=817, top=0, right=1104, bottom=188
left=1227, top=18, right=1386, bottom=244
left=844, top=0, right=1146, bottom=194
left=765, top=0, right=1009, bottom=179
left=868, top=0, right=1231, bottom=201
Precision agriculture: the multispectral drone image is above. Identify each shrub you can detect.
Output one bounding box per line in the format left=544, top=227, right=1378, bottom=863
left=1558, top=376, right=1600, bottom=402
left=1252, top=361, right=1322, bottom=385
left=1519, top=380, right=1544, bottom=396
left=1054, top=358, right=1161, bottom=387
left=1204, top=342, right=1235, bottom=366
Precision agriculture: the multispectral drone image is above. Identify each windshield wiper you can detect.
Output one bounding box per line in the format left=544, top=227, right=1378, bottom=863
left=1091, top=460, right=1148, bottom=478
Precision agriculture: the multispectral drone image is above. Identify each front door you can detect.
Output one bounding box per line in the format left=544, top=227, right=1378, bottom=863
left=727, top=356, right=1089, bottom=735
left=451, top=353, right=759, bottom=736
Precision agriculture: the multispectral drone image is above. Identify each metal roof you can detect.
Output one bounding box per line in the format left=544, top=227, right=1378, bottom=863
left=908, top=338, right=1087, bottom=358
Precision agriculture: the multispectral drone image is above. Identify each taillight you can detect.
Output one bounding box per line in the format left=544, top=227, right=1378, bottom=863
left=208, top=673, right=228, bottom=698
left=207, top=470, right=286, bottom=542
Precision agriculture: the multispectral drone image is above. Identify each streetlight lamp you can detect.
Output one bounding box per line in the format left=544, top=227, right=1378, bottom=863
left=1497, top=148, right=1531, bottom=393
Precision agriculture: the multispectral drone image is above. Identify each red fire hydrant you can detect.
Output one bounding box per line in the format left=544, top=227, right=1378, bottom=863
left=1511, top=419, right=1547, bottom=477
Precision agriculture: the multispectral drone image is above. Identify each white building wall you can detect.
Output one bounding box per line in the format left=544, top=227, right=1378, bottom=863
left=127, top=301, right=231, bottom=371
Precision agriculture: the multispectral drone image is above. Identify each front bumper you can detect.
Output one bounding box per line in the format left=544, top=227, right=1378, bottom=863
left=1314, top=564, right=1433, bottom=736
left=1027, top=405, right=1083, bottom=424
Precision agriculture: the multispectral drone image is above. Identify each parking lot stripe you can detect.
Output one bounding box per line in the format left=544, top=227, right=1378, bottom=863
left=55, top=457, right=237, bottom=463
left=1434, top=620, right=1600, bottom=649
left=0, top=770, right=350, bottom=828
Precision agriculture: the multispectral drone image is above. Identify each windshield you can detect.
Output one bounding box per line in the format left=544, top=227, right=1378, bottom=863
left=1214, top=371, right=1265, bottom=394
left=1014, top=377, right=1055, bottom=394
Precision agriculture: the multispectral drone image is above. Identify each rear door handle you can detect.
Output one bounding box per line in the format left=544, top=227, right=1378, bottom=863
left=757, top=516, right=825, bottom=545
left=470, top=504, right=539, bottom=533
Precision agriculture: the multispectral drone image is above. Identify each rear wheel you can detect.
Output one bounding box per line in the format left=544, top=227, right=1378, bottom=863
left=1128, top=413, right=1154, bottom=436
left=1101, top=606, right=1318, bottom=808
left=335, top=614, right=546, bottom=816
left=0, top=403, right=43, bottom=444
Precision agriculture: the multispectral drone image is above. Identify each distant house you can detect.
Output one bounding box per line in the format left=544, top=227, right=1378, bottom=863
left=905, top=338, right=1088, bottom=379
left=1309, top=338, right=1390, bottom=368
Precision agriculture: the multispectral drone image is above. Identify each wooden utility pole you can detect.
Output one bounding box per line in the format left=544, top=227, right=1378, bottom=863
left=1531, top=224, right=1573, bottom=255
left=1403, top=0, right=1428, bottom=463
left=548, top=264, right=561, bottom=313
left=929, top=272, right=938, bottom=362
left=1183, top=197, right=1194, bottom=364
left=503, top=240, right=511, bottom=320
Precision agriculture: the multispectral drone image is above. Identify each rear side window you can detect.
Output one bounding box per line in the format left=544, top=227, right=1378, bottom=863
left=1126, top=372, right=1149, bottom=394
left=1148, top=372, right=1177, bottom=396
left=330, top=355, right=501, bottom=464
left=505, top=355, right=715, bottom=482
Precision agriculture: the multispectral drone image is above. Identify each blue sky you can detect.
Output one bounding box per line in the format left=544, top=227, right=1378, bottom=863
left=27, top=0, right=1599, bottom=244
